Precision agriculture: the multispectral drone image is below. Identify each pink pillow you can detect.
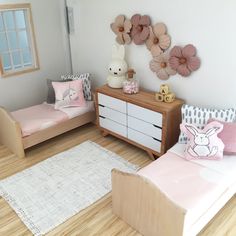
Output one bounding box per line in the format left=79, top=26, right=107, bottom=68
left=180, top=121, right=224, bottom=160
left=208, top=119, right=236, bottom=155
left=52, top=80, right=86, bottom=109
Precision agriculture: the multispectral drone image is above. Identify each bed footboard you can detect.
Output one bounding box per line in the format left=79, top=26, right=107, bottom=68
left=112, top=169, right=187, bottom=236
left=0, top=107, right=25, bottom=158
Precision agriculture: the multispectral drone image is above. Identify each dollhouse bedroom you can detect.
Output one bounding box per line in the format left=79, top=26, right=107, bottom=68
left=0, top=0, right=236, bottom=235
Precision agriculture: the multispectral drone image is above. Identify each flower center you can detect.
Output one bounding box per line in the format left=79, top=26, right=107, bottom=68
left=160, top=62, right=167, bottom=68
left=118, top=26, right=124, bottom=32
left=137, top=25, right=143, bottom=32
left=179, top=57, right=187, bottom=64
left=153, top=37, right=159, bottom=44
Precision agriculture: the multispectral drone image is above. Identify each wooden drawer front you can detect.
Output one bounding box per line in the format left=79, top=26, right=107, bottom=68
left=127, top=103, right=162, bottom=127
left=99, top=117, right=127, bottom=137
left=99, top=105, right=126, bottom=126
left=128, top=116, right=162, bottom=141
left=98, top=93, right=126, bottom=113
left=128, top=128, right=161, bottom=153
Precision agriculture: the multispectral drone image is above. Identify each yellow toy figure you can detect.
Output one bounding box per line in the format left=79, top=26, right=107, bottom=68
left=155, top=84, right=175, bottom=103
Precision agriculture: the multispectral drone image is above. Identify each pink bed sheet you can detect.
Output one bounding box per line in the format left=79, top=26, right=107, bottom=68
left=137, top=151, right=234, bottom=228
left=11, top=103, right=69, bottom=137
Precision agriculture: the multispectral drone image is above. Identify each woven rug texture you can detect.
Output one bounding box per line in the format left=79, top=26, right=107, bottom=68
left=0, top=141, right=137, bottom=236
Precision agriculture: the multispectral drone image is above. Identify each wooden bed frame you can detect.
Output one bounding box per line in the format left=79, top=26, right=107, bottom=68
left=0, top=106, right=95, bottom=158
left=112, top=169, right=235, bottom=236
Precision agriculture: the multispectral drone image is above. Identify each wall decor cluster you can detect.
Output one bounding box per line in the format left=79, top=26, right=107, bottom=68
left=110, top=14, right=201, bottom=80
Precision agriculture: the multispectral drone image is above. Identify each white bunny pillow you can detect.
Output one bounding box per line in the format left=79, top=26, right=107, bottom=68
left=180, top=121, right=225, bottom=160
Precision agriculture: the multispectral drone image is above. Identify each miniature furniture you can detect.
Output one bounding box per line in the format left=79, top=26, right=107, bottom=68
left=95, top=85, right=184, bottom=159
left=112, top=144, right=236, bottom=236
left=0, top=103, right=95, bottom=158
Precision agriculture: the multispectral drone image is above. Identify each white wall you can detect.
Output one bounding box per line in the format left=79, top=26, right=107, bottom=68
left=70, top=0, right=236, bottom=109
left=0, top=0, right=71, bottom=111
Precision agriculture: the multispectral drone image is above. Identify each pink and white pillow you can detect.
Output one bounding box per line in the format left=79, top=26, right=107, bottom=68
left=208, top=119, right=236, bottom=155
left=52, top=80, right=86, bottom=109
left=178, top=104, right=236, bottom=144
left=180, top=121, right=225, bottom=160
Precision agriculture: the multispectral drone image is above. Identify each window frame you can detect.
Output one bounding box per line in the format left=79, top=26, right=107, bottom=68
left=0, top=3, right=39, bottom=78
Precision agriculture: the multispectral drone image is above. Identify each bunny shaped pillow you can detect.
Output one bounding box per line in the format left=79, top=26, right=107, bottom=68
left=180, top=121, right=225, bottom=160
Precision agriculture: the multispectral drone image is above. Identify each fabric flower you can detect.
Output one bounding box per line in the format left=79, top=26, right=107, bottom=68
left=130, top=14, right=151, bottom=45
left=110, top=15, right=132, bottom=44
left=150, top=52, right=176, bottom=80
left=146, top=23, right=171, bottom=56
left=169, top=44, right=201, bottom=77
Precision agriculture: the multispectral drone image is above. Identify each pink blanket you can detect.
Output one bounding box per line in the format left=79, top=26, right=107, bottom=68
left=11, top=103, right=68, bottom=137
left=11, top=102, right=94, bottom=137
left=138, top=150, right=235, bottom=228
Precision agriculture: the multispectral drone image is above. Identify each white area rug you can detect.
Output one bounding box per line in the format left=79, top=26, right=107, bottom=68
left=0, top=141, right=137, bottom=236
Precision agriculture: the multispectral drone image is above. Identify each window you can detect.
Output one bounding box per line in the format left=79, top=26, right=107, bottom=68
left=0, top=4, right=39, bottom=77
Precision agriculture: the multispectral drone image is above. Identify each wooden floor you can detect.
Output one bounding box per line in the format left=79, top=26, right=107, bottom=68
left=0, top=124, right=235, bottom=236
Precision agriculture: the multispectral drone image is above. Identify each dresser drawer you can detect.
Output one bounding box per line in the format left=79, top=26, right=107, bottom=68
left=128, top=116, right=162, bottom=140
left=99, top=117, right=127, bottom=137
left=99, top=105, right=126, bottom=126
left=98, top=93, right=126, bottom=113
left=128, top=128, right=161, bottom=153
left=127, top=103, right=162, bottom=127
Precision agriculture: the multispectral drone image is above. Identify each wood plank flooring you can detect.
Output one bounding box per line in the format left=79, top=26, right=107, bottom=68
left=0, top=124, right=235, bottom=236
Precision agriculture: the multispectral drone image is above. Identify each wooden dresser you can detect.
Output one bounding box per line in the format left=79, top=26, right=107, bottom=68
left=95, top=85, right=184, bottom=159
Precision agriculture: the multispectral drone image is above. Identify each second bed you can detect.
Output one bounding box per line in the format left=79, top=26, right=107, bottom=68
left=112, top=143, right=236, bottom=236
left=0, top=102, right=95, bottom=158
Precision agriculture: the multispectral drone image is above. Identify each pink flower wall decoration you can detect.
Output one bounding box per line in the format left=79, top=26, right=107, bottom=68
left=130, top=14, right=151, bottom=45
left=110, top=15, right=132, bottom=45
left=150, top=52, right=176, bottom=80
left=169, top=44, right=201, bottom=77
left=146, top=23, right=171, bottom=56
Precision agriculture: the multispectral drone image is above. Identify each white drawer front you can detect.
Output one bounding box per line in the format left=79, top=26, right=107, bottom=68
left=98, top=93, right=126, bottom=114
left=99, top=117, right=127, bottom=137
left=128, top=116, right=162, bottom=140
left=99, top=105, right=127, bottom=126
left=128, top=128, right=161, bottom=153
left=127, top=103, right=162, bottom=127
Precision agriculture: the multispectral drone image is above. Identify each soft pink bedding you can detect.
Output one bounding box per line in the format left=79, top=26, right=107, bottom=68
left=11, top=103, right=68, bottom=137
left=11, top=102, right=94, bottom=137
left=137, top=149, right=236, bottom=229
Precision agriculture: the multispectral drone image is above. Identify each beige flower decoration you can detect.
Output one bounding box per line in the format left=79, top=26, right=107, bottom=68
left=150, top=52, right=176, bottom=80
left=146, top=23, right=171, bottom=56
left=110, top=15, right=132, bottom=45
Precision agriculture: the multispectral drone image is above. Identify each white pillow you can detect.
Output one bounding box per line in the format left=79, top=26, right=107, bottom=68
left=179, top=104, right=236, bottom=143
left=61, top=73, right=92, bottom=101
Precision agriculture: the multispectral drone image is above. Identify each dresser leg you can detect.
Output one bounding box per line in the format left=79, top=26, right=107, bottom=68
left=147, top=151, right=156, bottom=161
left=101, top=130, right=109, bottom=137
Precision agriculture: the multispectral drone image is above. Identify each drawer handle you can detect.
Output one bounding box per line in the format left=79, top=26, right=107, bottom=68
left=152, top=137, right=161, bottom=142
left=153, top=124, right=162, bottom=129
left=99, top=104, right=105, bottom=108
left=99, top=115, right=106, bottom=119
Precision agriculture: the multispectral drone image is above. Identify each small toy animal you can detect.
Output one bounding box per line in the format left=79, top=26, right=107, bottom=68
left=186, top=125, right=220, bottom=157
left=107, top=44, right=128, bottom=88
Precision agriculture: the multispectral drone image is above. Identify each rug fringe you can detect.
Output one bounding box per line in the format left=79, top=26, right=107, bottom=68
left=0, top=186, right=42, bottom=236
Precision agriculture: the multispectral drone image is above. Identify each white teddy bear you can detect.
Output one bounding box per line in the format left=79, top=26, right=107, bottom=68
left=107, top=44, right=128, bottom=88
